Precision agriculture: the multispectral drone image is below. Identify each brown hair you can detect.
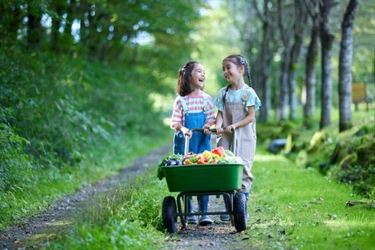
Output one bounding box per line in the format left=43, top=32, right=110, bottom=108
left=176, top=61, right=199, bottom=96
left=222, top=54, right=252, bottom=87
left=222, top=55, right=252, bottom=103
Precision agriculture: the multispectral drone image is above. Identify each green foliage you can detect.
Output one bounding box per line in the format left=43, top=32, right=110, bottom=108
left=50, top=146, right=375, bottom=249
left=0, top=130, right=170, bottom=231
left=0, top=122, right=32, bottom=191
left=240, top=149, right=375, bottom=249
left=0, top=43, right=172, bottom=230
left=0, top=0, right=205, bottom=233
left=282, top=112, right=375, bottom=198
left=50, top=170, right=170, bottom=249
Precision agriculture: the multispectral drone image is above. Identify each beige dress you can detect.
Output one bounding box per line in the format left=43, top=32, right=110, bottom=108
left=217, top=98, right=257, bottom=193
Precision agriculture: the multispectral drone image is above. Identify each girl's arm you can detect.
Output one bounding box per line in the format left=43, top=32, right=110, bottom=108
left=171, top=99, right=192, bottom=136
left=224, top=106, right=255, bottom=133
left=173, top=123, right=191, bottom=135
left=215, top=111, right=224, bottom=133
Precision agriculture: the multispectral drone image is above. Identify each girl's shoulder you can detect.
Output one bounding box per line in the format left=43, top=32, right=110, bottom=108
left=201, top=91, right=213, bottom=100
left=188, top=90, right=212, bottom=100
left=243, top=85, right=258, bottom=96
left=217, top=86, right=228, bottom=96
left=175, top=95, right=188, bottom=106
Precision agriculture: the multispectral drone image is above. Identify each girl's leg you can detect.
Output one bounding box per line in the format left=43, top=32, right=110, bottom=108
left=220, top=194, right=232, bottom=221
left=187, top=198, right=198, bottom=224
left=198, top=195, right=213, bottom=226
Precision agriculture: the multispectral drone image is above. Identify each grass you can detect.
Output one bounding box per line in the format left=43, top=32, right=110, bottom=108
left=0, top=130, right=170, bottom=231
left=49, top=169, right=171, bottom=250
left=48, top=145, right=375, bottom=249
left=6, top=104, right=374, bottom=249
left=237, top=147, right=375, bottom=249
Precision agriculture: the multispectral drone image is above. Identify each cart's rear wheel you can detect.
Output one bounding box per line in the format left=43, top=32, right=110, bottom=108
left=233, top=192, right=247, bottom=232
left=162, top=196, right=178, bottom=233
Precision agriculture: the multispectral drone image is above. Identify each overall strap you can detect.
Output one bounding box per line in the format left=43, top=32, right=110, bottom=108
left=203, top=94, right=209, bottom=113
left=179, top=95, right=188, bottom=114
left=222, top=84, right=231, bottom=104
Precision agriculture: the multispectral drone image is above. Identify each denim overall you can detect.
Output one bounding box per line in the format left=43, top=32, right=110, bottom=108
left=173, top=96, right=211, bottom=217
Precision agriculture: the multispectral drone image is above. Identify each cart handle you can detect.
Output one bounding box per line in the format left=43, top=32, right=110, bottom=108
left=184, top=127, right=236, bottom=156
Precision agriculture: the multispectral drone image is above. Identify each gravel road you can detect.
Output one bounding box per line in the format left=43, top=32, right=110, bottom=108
left=0, top=143, right=250, bottom=250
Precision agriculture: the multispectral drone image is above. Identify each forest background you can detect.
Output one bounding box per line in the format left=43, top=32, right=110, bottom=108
left=0, top=0, right=374, bottom=232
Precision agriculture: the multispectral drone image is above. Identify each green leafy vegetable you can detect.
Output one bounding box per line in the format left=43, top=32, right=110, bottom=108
left=157, top=154, right=184, bottom=180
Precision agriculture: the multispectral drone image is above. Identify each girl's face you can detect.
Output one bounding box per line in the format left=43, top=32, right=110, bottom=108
left=190, top=63, right=206, bottom=90
left=222, top=60, right=243, bottom=84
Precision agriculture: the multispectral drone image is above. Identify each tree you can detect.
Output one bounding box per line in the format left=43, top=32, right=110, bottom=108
left=287, top=1, right=308, bottom=120
left=276, top=0, right=292, bottom=122
left=338, top=0, right=360, bottom=132
left=319, top=0, right=337, bottom=129
left=301, top=0, right=319, bottom=128
left=253, top=0, right=276, bottom=123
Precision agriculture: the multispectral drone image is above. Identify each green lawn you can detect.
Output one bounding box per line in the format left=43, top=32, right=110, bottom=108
left=242, top=147, right=375, bottom=249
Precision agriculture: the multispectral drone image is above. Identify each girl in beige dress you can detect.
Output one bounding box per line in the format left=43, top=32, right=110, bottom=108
left=214, top=54, right=261, bottom=221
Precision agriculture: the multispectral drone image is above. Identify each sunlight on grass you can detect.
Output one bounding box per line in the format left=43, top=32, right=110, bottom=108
left=30, top=233, right=58, bottom=241
left=255, top=154, right=288, bottom=162
left=324, top=219, right=375, bottom=230
left=246, top=146, right=375, bottom=250
left=45, top=220, right=73, bottom=227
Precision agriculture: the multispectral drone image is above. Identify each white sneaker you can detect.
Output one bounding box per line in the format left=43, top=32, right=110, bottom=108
left=199, top=215, right=213, bottom=226
left=187, top=215, right=198, bottom=224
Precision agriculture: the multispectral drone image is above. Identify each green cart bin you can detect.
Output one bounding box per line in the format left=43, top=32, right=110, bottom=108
left=162, top=163, right=243, bottom=192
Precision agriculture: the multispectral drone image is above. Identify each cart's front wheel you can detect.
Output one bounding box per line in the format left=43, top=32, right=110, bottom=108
left=162, top=196, right=178, bottom=233
left=233, top=192, right=247, bottom=232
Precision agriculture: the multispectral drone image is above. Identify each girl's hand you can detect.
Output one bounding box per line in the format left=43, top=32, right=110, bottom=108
left=215, top=127, right=224, bottom=134
left=181, top=127, right=192, bottom=137
left=203, top=124, right=211, bottom=134
left=203, top=128, right=211, bottom=134
left=225, top=125, right=236, bottom=133
left=185, top=130, right=192, bottom=137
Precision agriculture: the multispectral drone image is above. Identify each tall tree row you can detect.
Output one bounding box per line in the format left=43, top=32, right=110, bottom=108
left=225, top=0, right=366, bottom=132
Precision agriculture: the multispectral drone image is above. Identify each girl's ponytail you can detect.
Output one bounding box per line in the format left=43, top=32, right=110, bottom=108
left=239, top=55, right=252, bottom=88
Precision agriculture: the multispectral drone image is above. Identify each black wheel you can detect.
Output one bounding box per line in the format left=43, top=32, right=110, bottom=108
left=233, top=192, right=247, bottom=232
left=162, top=196, right=178, bottom=233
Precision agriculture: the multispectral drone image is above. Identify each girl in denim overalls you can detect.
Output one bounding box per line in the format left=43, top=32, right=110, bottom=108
left=170, top=61, right=215, bottom=226
left=214, top=55, right=261, bottom=221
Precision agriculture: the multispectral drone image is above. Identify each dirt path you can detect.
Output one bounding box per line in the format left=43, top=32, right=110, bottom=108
left=0, top=144, right=171, bottom=249
left=0, top=144, right=247, bottom=250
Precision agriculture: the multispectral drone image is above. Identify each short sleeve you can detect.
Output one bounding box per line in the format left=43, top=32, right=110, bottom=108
left=245, top=88, right=261, bottom=111
left=214, top=88, right=226, bottom=112
left=170, top=97, right=183, bottom=128
left=204, top=93, right=215, bottom=125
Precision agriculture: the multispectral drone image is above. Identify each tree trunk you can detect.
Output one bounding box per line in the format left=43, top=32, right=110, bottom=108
left=27, top=4, right=43, bottom=48
left=288, top=1, right=308, bottom=120
left=254, top=0, right=272, bottom=123
left=319, top=0, right=335, bottom=129
left=303, top=14, right=319, bottom=128
left=276, top=0, right=291, bottom=122
left=338, top=0, right=360, bottom=132
left=277, top=49, right=290, bottom=122
left=258, top=13, right=270, bottom=123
